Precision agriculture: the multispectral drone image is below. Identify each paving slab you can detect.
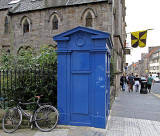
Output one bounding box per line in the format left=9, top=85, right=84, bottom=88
left=111, top=90, right=160, bottom=121
left=106, top=86, right=160, bottom=136
left=0, top=129, right=37, bottom=136
left=34, top=129, right=69, bottom=136
left=0, top=126, right=106, bottom=136
left=67, top=126, right=106, bottom=136
left=107, top=116, right=160, bottom=136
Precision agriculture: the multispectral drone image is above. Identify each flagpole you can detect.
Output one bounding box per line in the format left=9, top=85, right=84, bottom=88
left=147, top=28, right=154, bottom=31
left=126, top=28, right=154, bottom=34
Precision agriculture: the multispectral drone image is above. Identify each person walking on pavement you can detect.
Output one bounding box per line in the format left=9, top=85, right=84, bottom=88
left=147, top=74, right=154, bottom=93
left=128, top=73, right=135, bottom=92
left=120, top=73, right=127, bottom=91
left=126, top=75, right=128, bottom=82
left=134, top=75, right=140, bottom=92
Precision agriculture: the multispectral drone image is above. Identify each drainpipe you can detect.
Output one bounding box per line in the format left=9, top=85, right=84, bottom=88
left=113, top=34, right=125, bottom=72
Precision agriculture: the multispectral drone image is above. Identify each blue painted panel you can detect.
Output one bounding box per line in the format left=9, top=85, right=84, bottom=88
left=71, top=74, right=89, bottom=114
left=106, top=54, right=110, bottom=116
left=93, top=52, right=107, bottom=128
left=70, top=72, right=91, bottom=124
left=57, top=54, right=68, bottom=124
left=58, top=41, right=68, bottom=49
left=108, top=55, right=111, bottom=112
left=93, top=40, right=107, bottom=49
left=94, top=53, right=106, bottom=116
left=71, top=113, right=90, bottom=124
left=68, top=31, right=92, bottom=51
left=66, top=53, right=71, bottom=123
left=70, top=50, right=91, bottom=124
left=72, top=52, right=90, bottom=71
left=105, top=54, right=108, bottom=116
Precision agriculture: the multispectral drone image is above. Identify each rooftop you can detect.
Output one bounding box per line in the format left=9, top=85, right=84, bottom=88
left=0, top=0, right=110, bottom=14
left=0, top=0, right=12, bottom=10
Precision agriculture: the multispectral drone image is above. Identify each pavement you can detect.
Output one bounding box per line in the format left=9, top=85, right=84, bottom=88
left=151, top=83, right=160, bottom=95
left=1, top=85, right=160, bottom=136
left=0, top=126, right=106, bottom=136
left=107, top=89, right=160, bottom=136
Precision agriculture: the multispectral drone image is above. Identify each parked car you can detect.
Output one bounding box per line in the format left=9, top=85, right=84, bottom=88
left=152, top=75, right=160, bottom=83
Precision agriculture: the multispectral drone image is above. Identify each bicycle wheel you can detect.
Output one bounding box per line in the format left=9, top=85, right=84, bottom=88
left=34, top=105, right=59, bottom=132
left=2, top=107, right=22, bottom=133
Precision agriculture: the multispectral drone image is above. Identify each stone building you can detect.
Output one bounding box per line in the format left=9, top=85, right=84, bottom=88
left=148, top=47, right=160, bottom=74
left=127, top=47, right=160, bottom=76
left=0, top=0, right=126, bottom=104
left=127, top=63, right=134, bottom=75
left=140, top=53, right=148, bottom=76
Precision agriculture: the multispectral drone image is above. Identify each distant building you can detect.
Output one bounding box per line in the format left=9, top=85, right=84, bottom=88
left=149, top=48, right=160, bottom=74
left=127, top=46, right=160, bottom=76
left=140, top=53, right=148, bottom=76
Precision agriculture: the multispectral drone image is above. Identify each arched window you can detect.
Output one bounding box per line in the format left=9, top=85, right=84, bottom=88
left=23, top=19, right=30, bottom=33
left=85, top=12, right=93, bottom=27
left=4, top=17, right=9, bottom=34
left=52, top=15, right=58, bottom=30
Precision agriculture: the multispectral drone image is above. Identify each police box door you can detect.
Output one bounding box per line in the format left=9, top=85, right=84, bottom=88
left=69, top=51, right=92, bottom=126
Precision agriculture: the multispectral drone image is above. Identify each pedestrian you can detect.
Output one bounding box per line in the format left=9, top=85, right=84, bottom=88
left=134, top=75, right=140, bottom=92
left=126, top=74, right=129, bottom=85
left=128, top=73, right=135, bottom=92
left=147, top=74, right=154, bottom=93
left=126, top=75, right=129, bottom=82
left=120, top=73, right=127, bottom=91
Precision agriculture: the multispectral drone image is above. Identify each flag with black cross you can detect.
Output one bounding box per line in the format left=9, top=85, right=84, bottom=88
left=131, top=30, right=147, bottom=48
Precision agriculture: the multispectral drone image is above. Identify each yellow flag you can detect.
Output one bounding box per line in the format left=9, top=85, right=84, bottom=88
left=131, top=30, right=147, bottom=48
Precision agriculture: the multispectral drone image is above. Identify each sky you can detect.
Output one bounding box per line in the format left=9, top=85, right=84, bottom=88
left=126, top=0, right=160, bottom=65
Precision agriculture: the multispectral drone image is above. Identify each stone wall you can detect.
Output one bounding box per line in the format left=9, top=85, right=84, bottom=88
left=0, top=2, right=112, bottom=53
left=111, top=0, right=126, bottom=97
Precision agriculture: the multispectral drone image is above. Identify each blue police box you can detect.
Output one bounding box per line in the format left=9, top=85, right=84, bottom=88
left=53, top=26, right=112, bottom=128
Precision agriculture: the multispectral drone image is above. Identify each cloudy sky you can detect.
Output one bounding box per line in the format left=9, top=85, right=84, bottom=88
left=126, top=0, right=160, bottom=65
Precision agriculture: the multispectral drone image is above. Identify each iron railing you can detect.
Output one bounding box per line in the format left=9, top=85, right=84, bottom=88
left=0, top=66, right=57, bottom=109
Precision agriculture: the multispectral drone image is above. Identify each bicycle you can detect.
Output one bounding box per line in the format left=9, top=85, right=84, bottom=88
left=2, top=95, right=59, bottom=133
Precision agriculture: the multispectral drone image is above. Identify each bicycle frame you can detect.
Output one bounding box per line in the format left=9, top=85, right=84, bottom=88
left=17, top=105, right=31, bottom=118
left=16, top=101, right=41, bottom=123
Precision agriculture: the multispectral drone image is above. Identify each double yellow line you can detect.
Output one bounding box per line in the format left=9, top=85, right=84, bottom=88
left=151, top=92, right=160, bottom=98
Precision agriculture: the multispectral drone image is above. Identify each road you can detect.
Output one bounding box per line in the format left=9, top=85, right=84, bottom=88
left=152, top=83, right=160, bottom=94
